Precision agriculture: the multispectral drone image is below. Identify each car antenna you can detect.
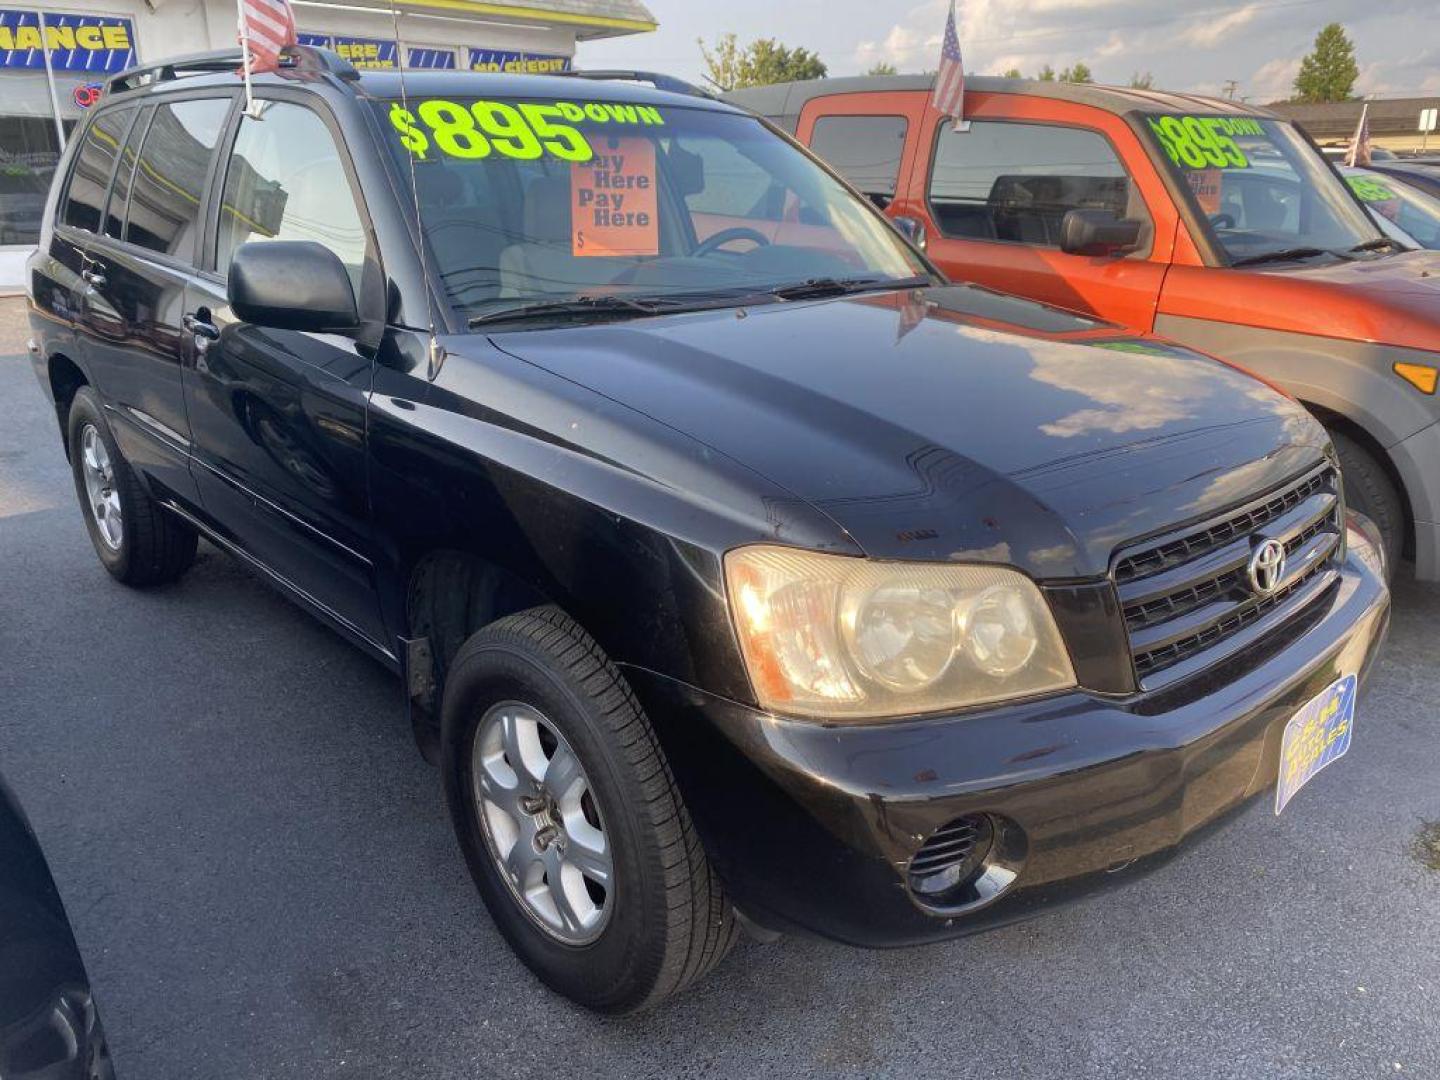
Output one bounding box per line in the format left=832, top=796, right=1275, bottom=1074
left=388, top=2, right=446, bottom=381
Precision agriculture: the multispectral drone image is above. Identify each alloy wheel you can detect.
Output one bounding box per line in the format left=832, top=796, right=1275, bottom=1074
left=472, top=701, right=614, bottom=945
left=80, top=424, right=123, bottom=551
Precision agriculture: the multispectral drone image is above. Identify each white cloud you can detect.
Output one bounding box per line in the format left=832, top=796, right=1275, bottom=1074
left=1180, top=3, right=1260, bottom=48
left=1248, top=56, right=1300, bottom=102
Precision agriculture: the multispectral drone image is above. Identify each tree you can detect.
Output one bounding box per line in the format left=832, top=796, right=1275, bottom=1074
left=1001, top=66, right=1023, bottom=79
left=699, top=33, right=828, bottom=91
left=1292, top=23, right=1358, bottom=103
left=867, top=61, right=898, bottom=76
left=1060, top=62, right=1093, bottom=84
left=1129, top=71, right=1154, bottom=90
left=1037, top=64, right=1056, bottom=81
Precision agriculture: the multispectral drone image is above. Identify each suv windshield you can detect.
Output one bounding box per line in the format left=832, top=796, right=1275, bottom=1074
left=371, top=95, right=930, bottom=321
left=1141, top=113, right=1383, bottom=265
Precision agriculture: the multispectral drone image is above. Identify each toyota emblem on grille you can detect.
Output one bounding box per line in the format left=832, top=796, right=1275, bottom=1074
left=1248, top=538, right=1287, bottom=596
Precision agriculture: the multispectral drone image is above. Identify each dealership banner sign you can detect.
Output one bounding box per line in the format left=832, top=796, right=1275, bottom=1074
left=0, top=9, right=136, bottom=72
left=299, top=32, right=456, bottom=70
left=469, top=49, right=571, bottom=74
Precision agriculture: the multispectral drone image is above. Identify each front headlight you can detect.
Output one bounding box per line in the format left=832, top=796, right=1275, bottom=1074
left=724, top=545, right=1076, bottom=720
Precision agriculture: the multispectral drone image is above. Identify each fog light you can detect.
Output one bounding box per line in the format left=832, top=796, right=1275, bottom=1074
left=907, top=813, right=1027, bottom=915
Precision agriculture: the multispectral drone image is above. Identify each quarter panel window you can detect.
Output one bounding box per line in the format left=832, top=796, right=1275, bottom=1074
left=126, top=98, right=231, bottom=260
left=103, top=107, right=149, bottom=240
left=928, top=121, right=1148, bottom=248
left=61, top=108, right=133, bottom=233
left=216, top=100, right=368, bottom=289
left=810, top=115, right=909, bottom=201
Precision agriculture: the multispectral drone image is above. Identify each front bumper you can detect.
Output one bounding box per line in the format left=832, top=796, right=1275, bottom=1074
left=625, top=525, right=1390, bottom=947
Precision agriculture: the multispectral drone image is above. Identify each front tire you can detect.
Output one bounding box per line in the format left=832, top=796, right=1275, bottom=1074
left=440, top=606, right=737, bottom=1013
left=67, top=387, right=197, bottom=586
left=1331, top=431, right=1402, bottom=580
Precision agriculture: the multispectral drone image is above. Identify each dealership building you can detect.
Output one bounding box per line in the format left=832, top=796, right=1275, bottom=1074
left=0, top=0, right=657, bottom=290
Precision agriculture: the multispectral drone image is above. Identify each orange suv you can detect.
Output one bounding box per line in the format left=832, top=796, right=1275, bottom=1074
left=731, top=76, right=1440, bottom=579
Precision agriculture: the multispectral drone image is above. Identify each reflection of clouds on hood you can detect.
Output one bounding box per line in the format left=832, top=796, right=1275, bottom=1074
left=1023, top=338, right=1297, bottom=439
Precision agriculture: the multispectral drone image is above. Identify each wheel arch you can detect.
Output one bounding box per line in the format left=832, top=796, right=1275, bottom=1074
left=46, top=352, right=88, bottom=459
left=1303, top=399, right=1415, bottom=559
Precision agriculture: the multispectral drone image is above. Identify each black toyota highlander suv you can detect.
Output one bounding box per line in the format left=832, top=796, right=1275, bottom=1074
left=25, top=47, right=1390, bottom=1013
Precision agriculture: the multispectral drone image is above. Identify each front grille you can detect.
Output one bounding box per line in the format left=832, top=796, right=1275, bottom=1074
left=1114, top=464, right=1343, bottom=687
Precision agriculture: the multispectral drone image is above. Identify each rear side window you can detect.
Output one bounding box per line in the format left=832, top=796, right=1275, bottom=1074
left=61, top=108, right=133, bottom=233
left=216, top=101, right=368, bottom=289
left=126, top=98, right=231, bottom=260
left=928, top=120, right=1148, bottom=248
left=103, top=108, right=149, bottom=240
left=810, top=116, right=908, bottom=201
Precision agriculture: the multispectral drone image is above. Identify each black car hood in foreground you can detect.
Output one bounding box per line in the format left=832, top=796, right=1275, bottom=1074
left=489, top=285, right=1327, bottom=579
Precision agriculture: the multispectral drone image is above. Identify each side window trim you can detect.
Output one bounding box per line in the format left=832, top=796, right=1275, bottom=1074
left=59, top=105, right=137, bottom=237
left=208, top=91, right=380, bottom=283
left=923, top=116, right=1156, bottom=258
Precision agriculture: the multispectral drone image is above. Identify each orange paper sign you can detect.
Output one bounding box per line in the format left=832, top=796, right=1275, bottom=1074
left=571, top=136, right=659, bottom=257
left=1187, top=167, right=1223, bottom=215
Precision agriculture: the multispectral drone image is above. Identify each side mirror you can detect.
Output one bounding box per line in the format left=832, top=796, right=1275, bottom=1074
left=890, top=214, right=928, bottom=251
left=228, top=241, right=359, bottom=333
left=1060, top=209, right=1143, bottom=257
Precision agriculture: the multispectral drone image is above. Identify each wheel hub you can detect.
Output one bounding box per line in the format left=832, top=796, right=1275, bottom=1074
left=472, top=702, right=613, bottom=946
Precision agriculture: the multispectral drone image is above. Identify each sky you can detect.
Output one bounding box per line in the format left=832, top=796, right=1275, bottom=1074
left=579, top=0, right=1440, bottom=103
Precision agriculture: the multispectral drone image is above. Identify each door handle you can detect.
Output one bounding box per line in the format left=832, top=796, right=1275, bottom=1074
left=183, top=313, right=220, bottom=341
left=81, top=265, right=107, bottom=289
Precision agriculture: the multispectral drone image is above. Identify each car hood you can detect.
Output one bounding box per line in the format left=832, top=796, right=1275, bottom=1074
left=1244, top=249, right=1440, bottom=351
left=488, top=285, right=1327, bottom=579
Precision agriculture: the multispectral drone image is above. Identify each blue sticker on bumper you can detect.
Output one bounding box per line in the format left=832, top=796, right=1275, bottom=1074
left=1276, top=673, right=1357, bottom=814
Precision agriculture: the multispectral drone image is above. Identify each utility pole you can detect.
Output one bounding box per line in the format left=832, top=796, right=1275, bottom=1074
left=1222, top=79, right=1239, bottom=101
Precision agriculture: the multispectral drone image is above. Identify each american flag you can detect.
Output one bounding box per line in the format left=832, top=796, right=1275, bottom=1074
left=1345, top=102, right=1371, bottom=167
left=932, top=1, right=965, bottom=123
left=239, top=0, right=297, bottom=75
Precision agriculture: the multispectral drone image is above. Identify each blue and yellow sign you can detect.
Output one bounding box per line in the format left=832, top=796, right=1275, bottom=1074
left=1275, top=673, right=1356, bottom=814
left=407, top=47, right=456, bottom=69
left=332, top=36, right=398, bottom=69
left=469, top=49, right=571, bottom=75
left=0, top=9, right=136, bottom=73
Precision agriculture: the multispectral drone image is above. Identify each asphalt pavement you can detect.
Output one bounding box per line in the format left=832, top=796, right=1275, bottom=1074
left=1, top=298, right=1437, bottom=1079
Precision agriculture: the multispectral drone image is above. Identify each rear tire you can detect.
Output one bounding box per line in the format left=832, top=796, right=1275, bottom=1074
left=67, top=387, right=197, bottom=586
left=440, top=606, right=737, bottom=1013
left=1331, top=431, right=1402, bottom=579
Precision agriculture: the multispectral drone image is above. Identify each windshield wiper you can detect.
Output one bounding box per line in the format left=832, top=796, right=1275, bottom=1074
left=1349, top=237, right=1406, bottom=254
left=1229, top=247, right=1332, bottom=268
left=764, top=274, right=932, bottom=301
left=467, top=294, right=665, bottom=329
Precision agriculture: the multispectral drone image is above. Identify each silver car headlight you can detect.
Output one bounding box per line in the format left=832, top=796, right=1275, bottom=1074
left=724, top=545, right=1076, bottom=720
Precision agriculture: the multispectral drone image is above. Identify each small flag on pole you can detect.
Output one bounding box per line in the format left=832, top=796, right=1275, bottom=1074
left=240, top=0, right=297, bottom=74
left=932, top=1, right=966, bottom=128
left=237, top=0, right=297, bottom=116
left=1344, top=102, right=1371, bottom=167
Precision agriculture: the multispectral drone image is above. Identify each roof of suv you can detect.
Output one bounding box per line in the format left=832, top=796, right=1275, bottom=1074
left=102, top=48, right=736, bottom=115
left=726, top=75, right=1276, bottom=126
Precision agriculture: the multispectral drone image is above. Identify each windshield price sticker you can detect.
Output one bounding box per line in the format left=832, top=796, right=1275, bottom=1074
left=572, top=137, right=659, bottom=257
left=1148, top=115, right=1263, bottom=170
left=388, top=99, right=665, bottom=163
left=1347, top=175, right=1397, bottom=203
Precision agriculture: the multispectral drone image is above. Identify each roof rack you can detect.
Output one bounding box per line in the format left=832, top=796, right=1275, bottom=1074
left=558, top=70, right=715, bottom=100
left=106, top=45, right=358, bottom=95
